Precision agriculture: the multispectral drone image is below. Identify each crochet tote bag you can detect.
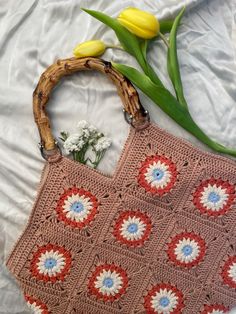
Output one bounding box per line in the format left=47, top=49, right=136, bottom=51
left=7, top=57, right=236, bottom=314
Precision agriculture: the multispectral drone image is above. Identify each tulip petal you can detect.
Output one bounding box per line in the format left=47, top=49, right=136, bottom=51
left=167, top=7, right=187, bottom=108
left=112, top=62, right=236, bottom=157
left=118, top=7, right=159, bottom=37
left=117, top=17, right=156, bottom=39
left=73, top=40, right=105, bottom=58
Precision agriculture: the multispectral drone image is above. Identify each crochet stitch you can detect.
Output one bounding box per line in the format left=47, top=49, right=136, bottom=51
left=7, top=122, right=236, bottom=313
left=30, top=244, right=72, bottom=283
left=144, top=283, right=185, bottom=313
left=25, top=295, right=49, bottom=314
left=56, top=187, right=99, bottom=228
left=167, top=232, right=206, bottom=268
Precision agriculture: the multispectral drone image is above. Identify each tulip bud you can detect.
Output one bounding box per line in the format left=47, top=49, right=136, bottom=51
left=73, top=40, right=106, bottom=58
left=117, top=7, right=160, bottom=39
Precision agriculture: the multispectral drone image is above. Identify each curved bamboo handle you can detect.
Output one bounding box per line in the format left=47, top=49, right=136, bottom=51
left=33, top=57, right=145, bottom=151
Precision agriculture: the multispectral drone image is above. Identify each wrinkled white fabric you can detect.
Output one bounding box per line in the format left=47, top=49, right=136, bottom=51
left=0, top=0, right=236, bottom=312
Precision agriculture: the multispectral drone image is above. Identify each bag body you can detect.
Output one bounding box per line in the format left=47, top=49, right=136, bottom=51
left=7, top=58, right=236, bottom=314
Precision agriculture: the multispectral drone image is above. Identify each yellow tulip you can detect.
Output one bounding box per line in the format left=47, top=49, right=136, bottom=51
left=73, top=40, right=106, bottom=58
left=117, top=7, right=159, bottom=39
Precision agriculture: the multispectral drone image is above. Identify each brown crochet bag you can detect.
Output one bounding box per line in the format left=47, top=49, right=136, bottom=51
left=7, top=57, right=236, bottom=314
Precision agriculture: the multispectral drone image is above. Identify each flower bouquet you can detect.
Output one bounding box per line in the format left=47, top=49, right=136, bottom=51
left=71, top=7, right=236, bottom=157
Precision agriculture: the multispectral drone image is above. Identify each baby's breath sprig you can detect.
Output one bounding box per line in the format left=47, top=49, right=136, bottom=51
left=59, top=120, right=111, bottom=168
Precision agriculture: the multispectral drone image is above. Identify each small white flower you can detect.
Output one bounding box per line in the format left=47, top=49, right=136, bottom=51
left=88, top=124, right=98, bottom=134
left=60, top=121, right=111, bottom=166
left=77, top=120, right=89, bottom=129
left=76, top=120, right=92, bottom=139
left=63, top=134, right=85, bottom=154
left=94, top=136, right=112, bottom=152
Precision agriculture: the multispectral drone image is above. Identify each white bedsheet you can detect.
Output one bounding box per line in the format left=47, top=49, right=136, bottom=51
left=0, top=0, right=236, bottom=313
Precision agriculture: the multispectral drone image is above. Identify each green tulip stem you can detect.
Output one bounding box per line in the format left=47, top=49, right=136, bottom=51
left=106, top=44, right=124, bottom=51
left=167, top=7, right=188, bottom=109
left=159, top=32, right=170, bottom=48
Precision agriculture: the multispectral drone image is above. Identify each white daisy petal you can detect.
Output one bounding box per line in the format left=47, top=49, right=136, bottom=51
left=94, top=269, right=123, bottom=296
left=228, top=262, right=236, bottom=283
left=25, top=296, right=49, bottom=314
left=139, top=155, right=177, bottom=195
left=174, top=238, right=200, bottom=264
left=27, top=302, right=44, bottom=314
left=62, top=194, right=93, bottom=223
left=194, top=179, right=235, bottom=217
left=36, top=250, right=66, bottom=277
left=168, top=233, right=205, bottom=267
left=120, top=217, right=146, bottom=241
left=144, top=161, right=172, bottom=190
left=200, top=184, right=228, bottom=212
left=114, top=211, right=151, bottom=246
left=150, top=287, right=179, bottom=313
left=90, top=265, right=128, bottom=301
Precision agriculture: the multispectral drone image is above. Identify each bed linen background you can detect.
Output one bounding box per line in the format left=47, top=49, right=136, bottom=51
left=0, top=0, right=236, bottom=312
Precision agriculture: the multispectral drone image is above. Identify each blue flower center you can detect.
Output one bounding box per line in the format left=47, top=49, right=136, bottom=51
left=182, top=245, right=193, bottom=256
left=71, top=201, right=84, bottom=213
left=208, top=192, right=220, bottom=203
left=127, top=223, right=138, bottom=233
left=159, top=296, right=170, bottom=307
left=152, top=168, right=164, bottom=180
left=44, top=258, right=57, bottom=269
left=103, top=277, right=114, bottom=288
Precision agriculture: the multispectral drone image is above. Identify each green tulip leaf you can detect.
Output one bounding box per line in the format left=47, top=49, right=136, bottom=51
left=140, top=39, right=148, bottom=61
left=160, top=20, right=174, bottom=33
left=167, top=7, right=188, bottom=108
left=112, top=62, right=236, bottom=157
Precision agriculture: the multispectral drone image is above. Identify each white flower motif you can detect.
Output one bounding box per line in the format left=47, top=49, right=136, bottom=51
left=151, top=288, right=178, bottom=313
left=36, top=250, right=66, bottom=277
left=228, top=262, right=236, bottom=283
left=201, top=305, right=229, bottom=314
left=95, top=269, right=123, bottom=296
left=62, top=193, right=93, bottom=223
left=144, top=160, right=171, bottom=189
left=120, top=216, right=146, bottom=241
left=174, top=238, right=200, bottom=264
left=94, top=136, right=112, bottom=152
left=200, top=184, right=228, bottom=212
left=26, top=301, right=44, bottom=314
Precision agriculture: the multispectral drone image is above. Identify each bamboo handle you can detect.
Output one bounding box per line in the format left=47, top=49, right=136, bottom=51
left=33, top=57, right=145, bottom=151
